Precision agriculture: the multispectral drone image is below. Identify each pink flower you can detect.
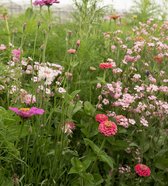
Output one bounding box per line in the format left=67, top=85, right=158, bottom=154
left=0, top=44, right=6, bottom=50
left=134, top=164, right=151, bottom=177
left=95, top=114, right=108, bottom=123
left=99, top=63, right=113, bottom=69
left=12, top=49, right=21, bottom=62
left=76, top=40, right=80, bottom=46
left=9, top=107, right=44, bottom=118
left=115, top=115, right=129, bottom=128
left=63, top=121, right=76, bottom=135
left=98, top=120, right=117, bottom=136
left=33, top=0, right=59, bottom=6
left=67, top=49, right=76, bottom=54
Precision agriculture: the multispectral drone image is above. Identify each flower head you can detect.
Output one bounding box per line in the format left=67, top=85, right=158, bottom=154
left=134, top=164, right=151, bottom=177
left=62, top=121, right=76, bottom=135
left=33, top=0, right=59, bottom=6
left=99, top=63, right=113, bottom=69
left=67, top=49, right=76, bottom=54
left=9, top=107, right=44, bottom=118
left=98, top=120, right=117, bottom=136
left=0, top=44, right=6, bottom=51
left=95, top=114, right=108, bottom=123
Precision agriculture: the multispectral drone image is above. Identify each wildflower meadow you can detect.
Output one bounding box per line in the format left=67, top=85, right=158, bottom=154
left=0, top=0, right=168, bottom=185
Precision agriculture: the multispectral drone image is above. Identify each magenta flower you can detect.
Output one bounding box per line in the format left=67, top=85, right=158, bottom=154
left=33, top=0, right=59, bottom=6
left=134, top=164, right=151, bottom=177
left=9, top=107, right=44, bottom=118
left=33, top=0, right=45, bottom=6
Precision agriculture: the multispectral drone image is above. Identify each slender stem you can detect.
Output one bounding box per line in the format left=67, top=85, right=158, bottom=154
left=90, top=138, right=106, bottom=173
left=5, top=16, right=11, bottom=45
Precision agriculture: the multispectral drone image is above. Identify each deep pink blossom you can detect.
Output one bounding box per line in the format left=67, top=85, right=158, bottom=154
left=99, top=63, right=113, bottom=69
left=98, top=120, right=117, bottom=136
left=9, top=107, right=44, bottom=118
left=95, top=114, right=108, bottom=123
left=33, top=0, right=59, bottom=6
left=134, top=164, right=151, bottom=177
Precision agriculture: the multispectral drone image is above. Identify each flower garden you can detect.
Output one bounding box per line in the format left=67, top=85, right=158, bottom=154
left=0, top=0, right=168, bottom=185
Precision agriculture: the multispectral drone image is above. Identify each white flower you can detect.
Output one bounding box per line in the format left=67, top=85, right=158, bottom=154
left=58, top=87, right=66, bottom=94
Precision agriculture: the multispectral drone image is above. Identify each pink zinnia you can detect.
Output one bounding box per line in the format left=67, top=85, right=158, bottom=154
left=33, top=0, right=59, bottom=6
left=95, top=114, right=108, bottom=123
left=99, top=63, right=113, bottom=69
left=67, top=49, right=76, bottom=54
left=9, top=107, right=44, bottom=118
left=98, top=120, right=117, bottom=136
left=134, top=164, right=151, bottom=177
left=0, top=44, right=6, bottom=51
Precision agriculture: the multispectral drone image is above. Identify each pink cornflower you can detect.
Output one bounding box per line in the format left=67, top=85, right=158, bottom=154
left=0, top=44, right=6, bottom=50
left=95, top=114, right=108, bottom=123
left=67, top=49, right=76, bottom=54
left=99, top=63, right=113, bottom=69
left=9, top=107, right=44, bottom=118
left=134, top=164, right=151, bottom=177
left=98, top=120, right=117, bottom=136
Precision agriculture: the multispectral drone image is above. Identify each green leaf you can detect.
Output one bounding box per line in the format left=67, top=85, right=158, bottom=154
left=69, top=157, right=85, bottom=174
left=84, top=101, right=96, bottom=116
left=73, top=101, right=83, bottom=115
left=155, top=158, right=168, bottom=170
left=84, top=138, right=114, bottom=169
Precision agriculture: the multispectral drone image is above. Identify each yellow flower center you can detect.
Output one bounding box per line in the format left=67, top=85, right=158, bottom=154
left=105, top=121, right=112, bottom=128
left=19, top=108, right=30, bottom=112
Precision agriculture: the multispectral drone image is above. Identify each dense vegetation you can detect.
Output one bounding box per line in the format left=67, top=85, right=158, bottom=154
left=0, top=0, right=168, bottom=185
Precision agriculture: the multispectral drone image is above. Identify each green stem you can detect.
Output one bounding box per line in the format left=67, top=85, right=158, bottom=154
left=5, top=16, right=11, bottom=45
left=90, top=138, right=106, bottom=173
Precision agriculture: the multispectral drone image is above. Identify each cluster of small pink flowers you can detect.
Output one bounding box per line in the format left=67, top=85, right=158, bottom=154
left=115, top=115, right=129, bottom=128
left=12, top=49, right=21, bottom=62
left=106, top=81, right=122, bottom=99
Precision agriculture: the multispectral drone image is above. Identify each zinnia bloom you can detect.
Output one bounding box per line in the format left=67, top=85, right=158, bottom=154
left=33, top=0, right=59, bottom=6
left=67, top=49, right=76, bottom=54
left=109, top=15, right=120, bottom=20
left=98, top=120, right=117, bottom=136
left=99, top=63, right=113, bottom=69
left=95, top=114, right=108, bottom=123
left=9, top=107, right=44, bottom=118
left=134, top=164, right=151, bottom=177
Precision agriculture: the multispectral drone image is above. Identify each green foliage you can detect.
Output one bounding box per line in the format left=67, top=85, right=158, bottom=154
left=131, top=0, right=160, bottom=21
